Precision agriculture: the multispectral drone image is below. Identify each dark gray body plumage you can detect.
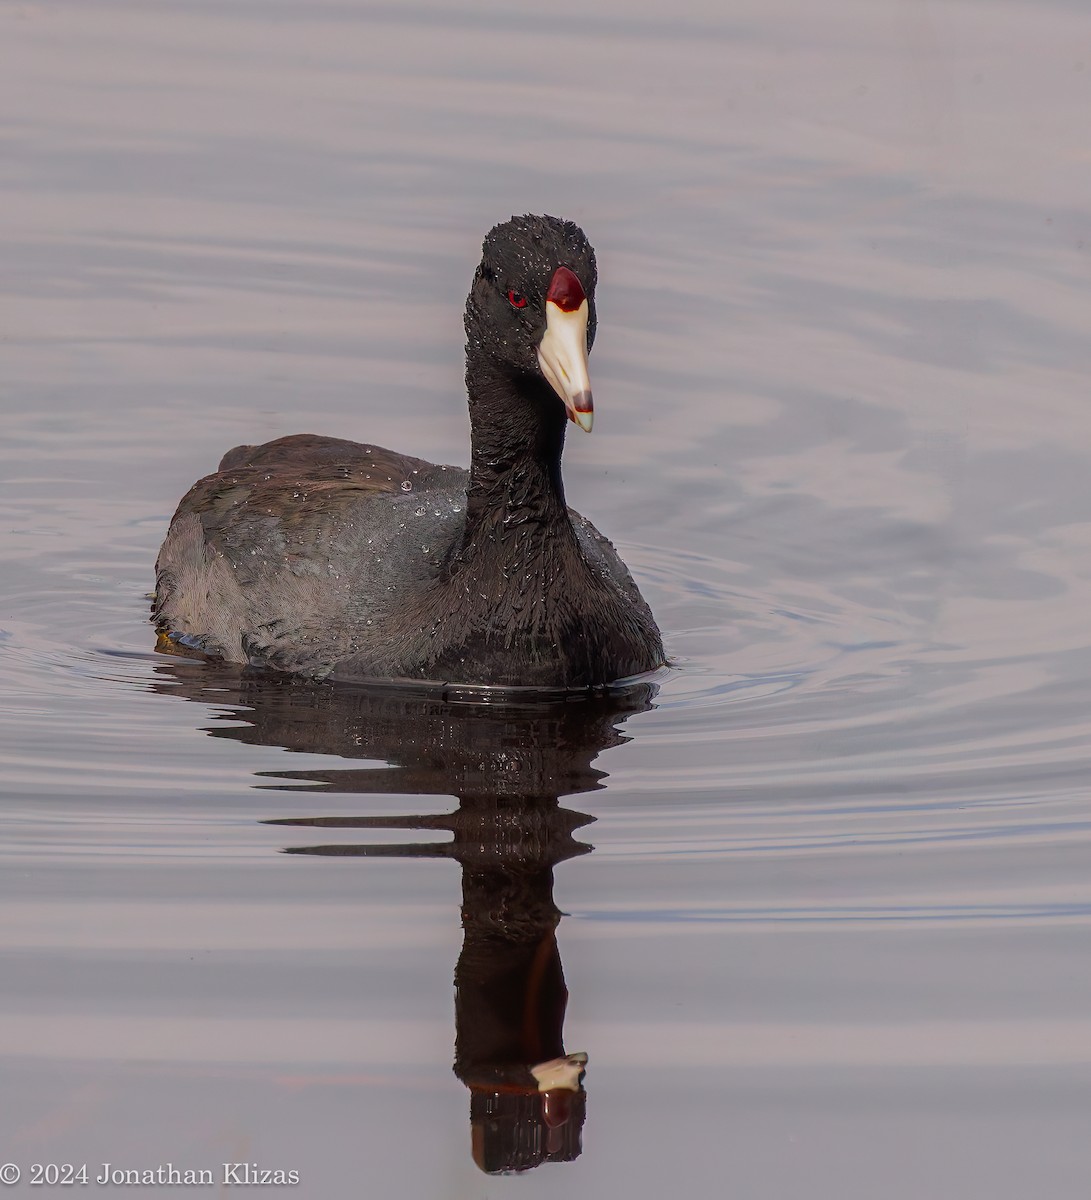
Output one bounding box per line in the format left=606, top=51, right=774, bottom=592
left=154, top=434, right=660, bottom=687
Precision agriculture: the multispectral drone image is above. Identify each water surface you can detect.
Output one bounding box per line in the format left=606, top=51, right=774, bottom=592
left=3, top=0, right=1091, bottom=1194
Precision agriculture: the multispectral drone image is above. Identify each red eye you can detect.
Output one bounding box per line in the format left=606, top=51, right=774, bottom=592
left=507, top=290, right=527, bottom=309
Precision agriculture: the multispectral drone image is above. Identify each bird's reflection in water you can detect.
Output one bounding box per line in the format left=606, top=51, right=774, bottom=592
left=150, top=660, right=656, bottom=1174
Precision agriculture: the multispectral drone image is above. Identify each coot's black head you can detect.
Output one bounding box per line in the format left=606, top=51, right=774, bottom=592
left=465, top=214, right=598, bottom=432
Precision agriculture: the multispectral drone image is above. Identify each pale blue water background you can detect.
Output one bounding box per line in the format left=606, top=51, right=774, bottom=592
left=3, top=0, right=1091, bottom=1194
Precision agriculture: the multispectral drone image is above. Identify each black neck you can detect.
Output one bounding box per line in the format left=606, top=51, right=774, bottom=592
left=463, top=365, right=572, bottom=537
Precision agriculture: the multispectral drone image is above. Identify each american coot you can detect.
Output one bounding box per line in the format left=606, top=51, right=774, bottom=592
left=153, top=214, right=664, bottom=689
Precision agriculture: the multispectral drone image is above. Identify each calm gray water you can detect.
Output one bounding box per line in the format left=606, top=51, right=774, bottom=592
left=3, top=0, right=1091, bottom=1194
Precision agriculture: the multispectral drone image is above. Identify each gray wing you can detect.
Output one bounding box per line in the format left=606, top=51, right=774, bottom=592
left=154, top=437, right=468, bottom=676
